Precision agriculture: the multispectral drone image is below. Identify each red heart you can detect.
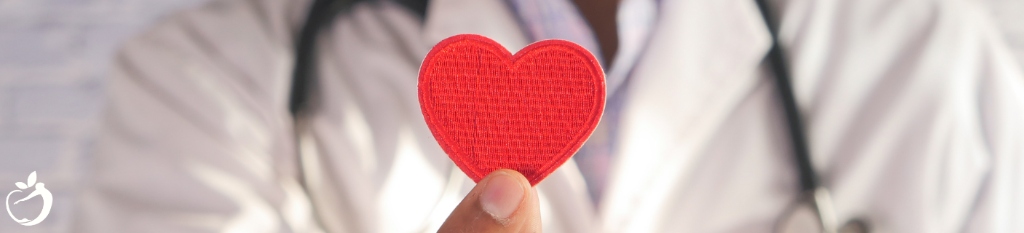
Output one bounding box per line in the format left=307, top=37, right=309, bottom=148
left=418, top=34, right=605, bottom=185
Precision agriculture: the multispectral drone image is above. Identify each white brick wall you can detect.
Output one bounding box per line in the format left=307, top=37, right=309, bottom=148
left=0, top=0, right=206, bottom=231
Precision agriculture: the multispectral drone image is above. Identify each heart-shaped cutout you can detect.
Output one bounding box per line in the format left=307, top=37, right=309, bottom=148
left=418, top=34, right=605, bottom=185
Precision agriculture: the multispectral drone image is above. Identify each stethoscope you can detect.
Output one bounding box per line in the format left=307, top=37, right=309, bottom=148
left=753, top=0, right=858, bottom=232
left=288, top=0, right=867, bottom=232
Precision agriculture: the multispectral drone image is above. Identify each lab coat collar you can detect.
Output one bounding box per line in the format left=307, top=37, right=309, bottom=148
left=421, top=0, right=529, bottom=50
left=602, top=0, right=773, bottom=231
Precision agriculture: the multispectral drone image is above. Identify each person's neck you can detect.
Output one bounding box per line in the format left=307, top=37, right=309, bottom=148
left=571, top=0, right=621, bottom=68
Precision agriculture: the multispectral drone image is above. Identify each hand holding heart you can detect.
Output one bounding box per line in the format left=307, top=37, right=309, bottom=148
left=419, top=34, right=604, bottom=231
left=438, top=169, right=541, bottom=232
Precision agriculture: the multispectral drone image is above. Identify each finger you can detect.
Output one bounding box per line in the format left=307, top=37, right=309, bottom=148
left=438, top=169, right=542, bottom=233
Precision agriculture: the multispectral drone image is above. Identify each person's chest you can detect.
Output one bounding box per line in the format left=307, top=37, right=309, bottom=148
left=303, top=0, right=993, bottom=232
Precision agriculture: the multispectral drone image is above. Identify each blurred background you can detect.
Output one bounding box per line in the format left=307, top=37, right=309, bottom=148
left=0, top=0, right=208, bottom=231
left=0, top=0, right=1023, bottom=232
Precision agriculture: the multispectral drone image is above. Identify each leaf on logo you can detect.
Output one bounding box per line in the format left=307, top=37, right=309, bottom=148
left=15, top=182, right=27, bottom=189
left=27, top=171, right=36, bottom=187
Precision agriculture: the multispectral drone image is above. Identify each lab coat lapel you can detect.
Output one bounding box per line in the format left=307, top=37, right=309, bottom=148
left=422, top=0, right=529, bottom=50
left=421, top=1, right=601, bottom=232
left=602, top=0, right=773, bottom=231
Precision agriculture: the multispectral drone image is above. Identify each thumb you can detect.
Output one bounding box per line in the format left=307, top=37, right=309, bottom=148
left=438, top=169, right=541, bottom=233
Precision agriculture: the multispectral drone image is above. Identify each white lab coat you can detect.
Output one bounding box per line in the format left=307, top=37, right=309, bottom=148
left=77, top=0, right=1024, bottom=232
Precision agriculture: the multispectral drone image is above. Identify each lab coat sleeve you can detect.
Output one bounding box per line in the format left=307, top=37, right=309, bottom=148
left=964, top=12, right=1024, bottom=232
left=75, top=1, right=320, bottom=232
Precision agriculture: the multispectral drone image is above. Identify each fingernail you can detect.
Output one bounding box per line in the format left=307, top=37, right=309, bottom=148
left=480, top=171, right=526, bottom=223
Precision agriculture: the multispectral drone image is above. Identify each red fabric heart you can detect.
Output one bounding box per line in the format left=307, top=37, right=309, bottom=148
left=418, top=34, right=605, bottom=185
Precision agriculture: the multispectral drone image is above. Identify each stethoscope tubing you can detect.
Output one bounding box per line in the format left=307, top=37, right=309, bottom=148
left=754, top=0, right=840, bottom=232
